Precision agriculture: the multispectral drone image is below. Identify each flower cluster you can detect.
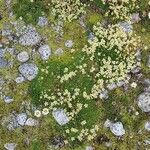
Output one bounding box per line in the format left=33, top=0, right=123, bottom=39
left=50, top=0, right=86, bottom=22
left=101, top=0, right=138, bottom=20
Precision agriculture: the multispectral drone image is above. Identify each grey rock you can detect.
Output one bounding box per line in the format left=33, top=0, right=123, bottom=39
left=25, top=118, right=39, bottom=126
left=16, top=113, right=27, bottom=126
left=19, top=26, right=41, bottom=46
left=131, top=13, right=141, bottom=23
left=107, top=83, right=117, bottom=90
left=88, top=32, right=95, bottom=41
left=0, top=48, right=6, bottom=57
left=4, top=143, right=16, bottom=150
left=52, top=109, right=69, bottom=125
left=38, top=16, right=48, bottom=27
left=38, top=45, right=51, bottom=60
left=119, top=22, right=133, bottom=33
left=15, top=75, right=25, bottom=83
left=17, top=51, right=29, bottom=63
left=19, top=63, right=38, bottom=81
left=3, top=96, right=13, bottom=104
left=65, top=40, right=74, bottom=48
left=147, top=56, right=150, bottom=67
left=0, top=57, right=8, bottom=68
left=137, top=92, right=150, bottom=112
left=104, top=119, right=112, bottom=128
left=86, top=146, right=94, bottom=150
left=144, top=79, right=150, bottom=85
left=99, top=89, right=109, bottom=99
left=144, top=139, right=150, bottom=145
left=110, top=122, right=125, bottom=136
left=145, top=121, right=150, bottom=131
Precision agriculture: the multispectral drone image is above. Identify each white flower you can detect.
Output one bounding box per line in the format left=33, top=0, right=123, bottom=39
left=30, top=0, right=34, bottom=2
left=42, top=108, right=49, bottom=115
left=34, top=110, right=41, bottom=117
left=130, top=82, right=137, bottom=88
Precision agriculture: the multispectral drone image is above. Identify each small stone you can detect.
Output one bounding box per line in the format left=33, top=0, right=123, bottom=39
left=0, top=57, right=8, bottom=68
left=16, top=113, right=27, bottom=126
left=15, top=75, right=25, bottom=83
left=52, top=109, right=69, bottom=125
left=54, top=48, right=63, bottom=56
left=145, top=121, right=150, bottom=131
left=4, top=143, right=16, bottom=150
left=110, top=122, right=125, bottom=136
left=104, top=119, right=112, bottom=128
left=19, top=63, right=38, bottom=81
left=119, top=22, right=133, bottom=33
left=107, top=83, right=117, bottom=90
left=38, top=44, right=51, bottom=60
left=25, top=118, right=39, bottom=126
left=17, top=51, right=29, bottom=63
left=38, top=16, right=48, bottom=27
left=99, top=89, right=109, bottom=99
left=3, top=96, right=13, bottom=104
left=86, top=146, right=94, bottom=150
left=131, top=13, right=141, bottom=23
left=88, top=32, right=95, bottom=41
left=137, top=92, right=150, bottom=112
left=65, top=40, right=74, bottom=48
left=144, top=139, right=150, bottom=145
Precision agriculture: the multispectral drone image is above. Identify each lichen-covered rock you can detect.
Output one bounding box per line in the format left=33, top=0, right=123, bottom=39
left=54, top=48, right=63, bottom=56
left=15, top=75, right=25, bottom=83
left=4, top=143, right=16, bottom=150
left=0, top=57, right=8, bottom=68
left=19, top=63, right=38, bottom=81
left=110, top=122, right=125, bottom=136
left=137, top=92, right=150, bottom=112
left=3, top=96, right=13, bottom=104
left=17, top=51, right=29, bottom=63
left=19, top=26, right=41, bottom=46
left=52, top=109, right=69, bottom=125
left=38, top=44, right=51, bottom=60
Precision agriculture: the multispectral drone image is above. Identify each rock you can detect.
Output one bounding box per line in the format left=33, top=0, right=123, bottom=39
left=86, top=146, right=94, bottom=150
left=17, top=51, right=29, bottom=63
left=137, top=92, right=150, bottom=112
left=16, top=113, right=27, bottom=126
left=110, top=122, right=125, bottom=136
left=104, top=119, right=112, bottom=128
left=99, top=89, right=109, bottom=99
left=107, top=83, right=117, bottom=90
left=25, top=118, right=39, bottom=126
left=2, top=113, right=19, bottom=131
left=19, top=63, right=38, bottom=81
left=51, top=136, right=65, bottom=149
left=3, top=96, right=13, bottom=104
left=38, top=16, right=48, bottom=27
left=19, top=26, right=41, bottom=46
left=15, top=75, right=25, bottom=83
left=38, top=45, right=51, bottom=60
left=147, top=56, right=150, bottom=67
left=54, top=48, right=63, bottom=56
left=0, top=48, right=6, bottom=57
left=88, top=32, right=95, bottom=41
left=145, top=121, right=150, bottom=131
left=119, top=22, right=133, bottom=33
left=4, top=143, right=16, bottom=150
left=144, top=139, right=150, bottom=145
left=52, top=109, right=69, bottom=125
left=144, top=79, right=150, bottom=85
left=116, top=80, right=125, bottom=87
left=65, top=40, right=74, bottom=48
left=0, top=57, right=8, bottom=68
left=131, top=13, right=141, bottom=23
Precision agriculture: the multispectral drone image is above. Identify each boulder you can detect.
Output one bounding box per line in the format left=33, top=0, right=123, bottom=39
left=137, top=92, right=150, bottom=112
left=38, top=44, right=51, bottom=60
left=19, top=63, right=38, bottom=81
left=52, top=109, right=69, bottom=125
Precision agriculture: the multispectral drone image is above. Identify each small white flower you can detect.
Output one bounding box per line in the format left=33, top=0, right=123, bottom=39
left=42, top=108, right=49, bottom=115
left=34, top=110, right=41, bottom=117
left=30, top=0, right=34, bottom=2
left=148, top=12, right=150, bottom=19
left=130, top=82, right=137, bottom=88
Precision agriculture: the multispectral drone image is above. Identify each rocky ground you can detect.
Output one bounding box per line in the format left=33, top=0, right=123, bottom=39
left=0, top=0, right=150, bottom=150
